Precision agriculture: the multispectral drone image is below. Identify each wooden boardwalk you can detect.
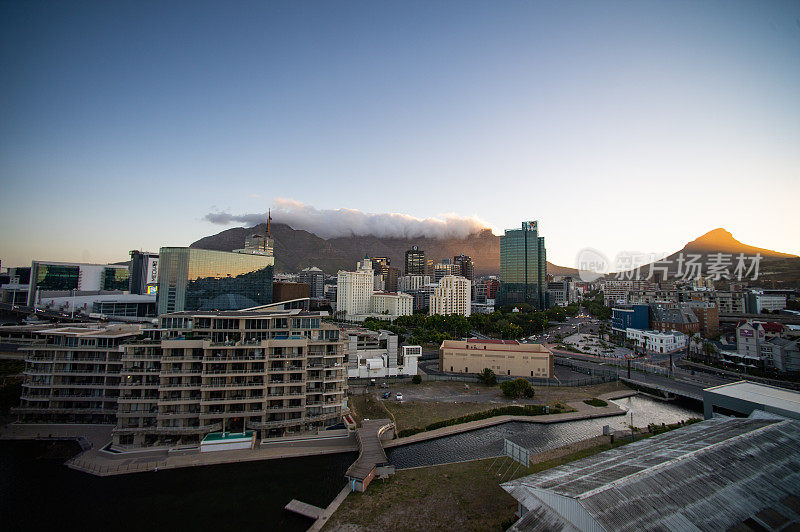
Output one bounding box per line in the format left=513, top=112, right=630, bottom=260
left=345, top=419, right=394, bottom=491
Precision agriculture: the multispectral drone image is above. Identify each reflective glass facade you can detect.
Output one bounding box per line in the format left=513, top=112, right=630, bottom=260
left=499, top=221, right=547, bottom=309
left=405, top=246, right=425, bottom=275
left=102, top=267, right=130, bottom=290
left=157, top=248, right=274, bottom=314
left=33, top=264, right=79, bottom=291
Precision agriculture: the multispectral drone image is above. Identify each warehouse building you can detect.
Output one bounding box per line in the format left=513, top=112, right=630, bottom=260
left=439, top=339, right=552, bottom=378
left=503, top=413, right=800, bottom=531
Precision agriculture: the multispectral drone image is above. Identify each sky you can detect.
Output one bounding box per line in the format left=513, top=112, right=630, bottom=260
left=1, top=0, right=799, bottom=270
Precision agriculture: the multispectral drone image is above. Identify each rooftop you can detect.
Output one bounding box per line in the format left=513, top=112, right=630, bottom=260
left=503, top=414, right=800, bottom=532
left=704, top=381, right=800, bottom=417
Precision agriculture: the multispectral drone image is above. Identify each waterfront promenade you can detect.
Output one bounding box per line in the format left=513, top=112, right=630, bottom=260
left=384, top=389, right=634, bottom=448
left=0, top=390, right=635, bottom=476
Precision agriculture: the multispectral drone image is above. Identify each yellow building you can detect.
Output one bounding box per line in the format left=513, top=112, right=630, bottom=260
left=439, top=339, right=553, bottom=378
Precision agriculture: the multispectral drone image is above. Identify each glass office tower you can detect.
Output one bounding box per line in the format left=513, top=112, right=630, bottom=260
left=498, top=221, right=547, bottom=309
left=157, top=248, right=274, bottom=314
left=405, top=246, right=425, bottom=275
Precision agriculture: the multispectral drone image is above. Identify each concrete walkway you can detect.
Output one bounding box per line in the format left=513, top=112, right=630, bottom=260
left=308, top=485, right=351, bottom=532
left=65, top=434, right=359, bottom=476
left=0, top=391, right=639, bottom=477
left=384, top=390, right=635, bottom=449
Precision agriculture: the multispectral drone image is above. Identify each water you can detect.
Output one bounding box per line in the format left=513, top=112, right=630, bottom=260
left=386, top=395, right=701, bottom=469
left=0, top=440, right=356, bottom=531
left=0, top=395, right=700, bottom=528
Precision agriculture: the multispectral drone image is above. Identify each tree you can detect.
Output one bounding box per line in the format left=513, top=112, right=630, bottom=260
left=412, top=375, right=422, bottom=384
left=500, top=378, right=533, bottom=398
left=479, top=368, right=497, bottom=386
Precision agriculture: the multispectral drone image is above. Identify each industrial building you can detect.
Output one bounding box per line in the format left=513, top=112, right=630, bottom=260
left=703, top=381, right=800, bottom=420
left=344, top=328, right=421, bottom=379
left=439, top=339, right=553, bottom=378
left=503, top=413, right=800, bottom=531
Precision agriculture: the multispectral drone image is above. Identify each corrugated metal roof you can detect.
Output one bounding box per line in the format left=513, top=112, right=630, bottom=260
left=503, top=415, right=800, bottom=531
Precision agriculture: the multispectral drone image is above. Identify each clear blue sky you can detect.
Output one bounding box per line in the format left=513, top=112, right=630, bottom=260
left=1, top=1, right=799, bottom=268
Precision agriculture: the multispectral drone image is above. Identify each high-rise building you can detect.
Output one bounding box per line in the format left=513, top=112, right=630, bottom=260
left=112, top=309, right=346, bottom=447
left=399, top=274, right=433, bottom=292
left=337, top=256, right=413, bottom=321
left=430, top=275, right=471, bottom=317
left=272, top=281, right=311, bottom=302
left=498, top=221, right=547, bottom=309
left=239, top=210, right=275, bottom=256
left=434, top=262, right=461, bottom=282
left=371, top=257, right=391, bottom=274
left=298, top=266, right=325, bottom=299
left=337, top=256, right=375, bottom=318
left=129, top=250, right=159, bottom=295
left=405, top=246, right=425, bottom=275
left=453, top=254, right=474, bottom=281
left=384, top=266, right=400, bottom=293
left=157, top=248, right=274, bottom=314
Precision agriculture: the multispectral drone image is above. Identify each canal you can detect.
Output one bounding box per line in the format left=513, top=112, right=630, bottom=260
left=386, top=395, right=701, bottom=469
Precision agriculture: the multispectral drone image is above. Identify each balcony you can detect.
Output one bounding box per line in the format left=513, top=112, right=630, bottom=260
left=306, top=412, right=340, bottom=423
left=202, top=395, right=264, bottom=405
left=201, top=382, right=265, bottom=390
left=12, top=406, right=115, bottom=415
left=203, top=369, right=265, bottom=376
left=247, top=418, right=304, bottom=429
left=148, top=423, right=222, bottom=435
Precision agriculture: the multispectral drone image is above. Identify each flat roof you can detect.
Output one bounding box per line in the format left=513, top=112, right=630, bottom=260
left=467, top=338, right=519, bottom=345
left=704, top=381, right=800, bottom=415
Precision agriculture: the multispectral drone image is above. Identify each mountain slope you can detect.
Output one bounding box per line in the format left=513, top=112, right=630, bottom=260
left=190, top=223, right=578, bottom=276
left=612, top=228, right=799, bottom=286
left=682, top=228, right=796, bottom=258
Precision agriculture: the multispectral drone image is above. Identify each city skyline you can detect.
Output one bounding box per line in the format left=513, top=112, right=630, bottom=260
left=2, top=1, right=799, bottom=268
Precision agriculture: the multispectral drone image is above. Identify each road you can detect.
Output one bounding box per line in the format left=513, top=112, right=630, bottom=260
left=550, top=348, right=735, bottom=400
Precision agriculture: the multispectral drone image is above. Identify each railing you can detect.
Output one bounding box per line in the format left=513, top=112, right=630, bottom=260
left=12, top=406, right=115, bottom=414
left=247, top=418, right=304, bottom=429
left=158, top=396, right=202, bottom=403
left=306, top=412, right=340, bottom=422
left=159, top=411, right=201, bottom=418
left=202, top=395, right=264, bottom=404
left=200, top=382, right=264, bottom=389
left=204, top=355, right=265, bottom=361
left=118, top=396, right=159, bottom=402
left=203, top=369, right=266, bottom=375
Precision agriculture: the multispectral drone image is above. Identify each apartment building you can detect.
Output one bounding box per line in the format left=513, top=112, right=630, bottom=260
left=430, top=275, right=471, bottom=317
left=337, top=256, right=374, bottom=318
left=15, top=325, right=142, bottom=424
left=113, top=309, right=347, bottom=448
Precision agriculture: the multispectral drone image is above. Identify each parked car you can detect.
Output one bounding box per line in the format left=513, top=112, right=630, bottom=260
left=381, top=391, right=390, bottom=399
left=396, top=393, right=403, bottom=401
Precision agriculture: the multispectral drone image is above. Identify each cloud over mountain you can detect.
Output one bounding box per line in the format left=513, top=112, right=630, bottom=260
left=203, top=198, right=493, bottom=240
